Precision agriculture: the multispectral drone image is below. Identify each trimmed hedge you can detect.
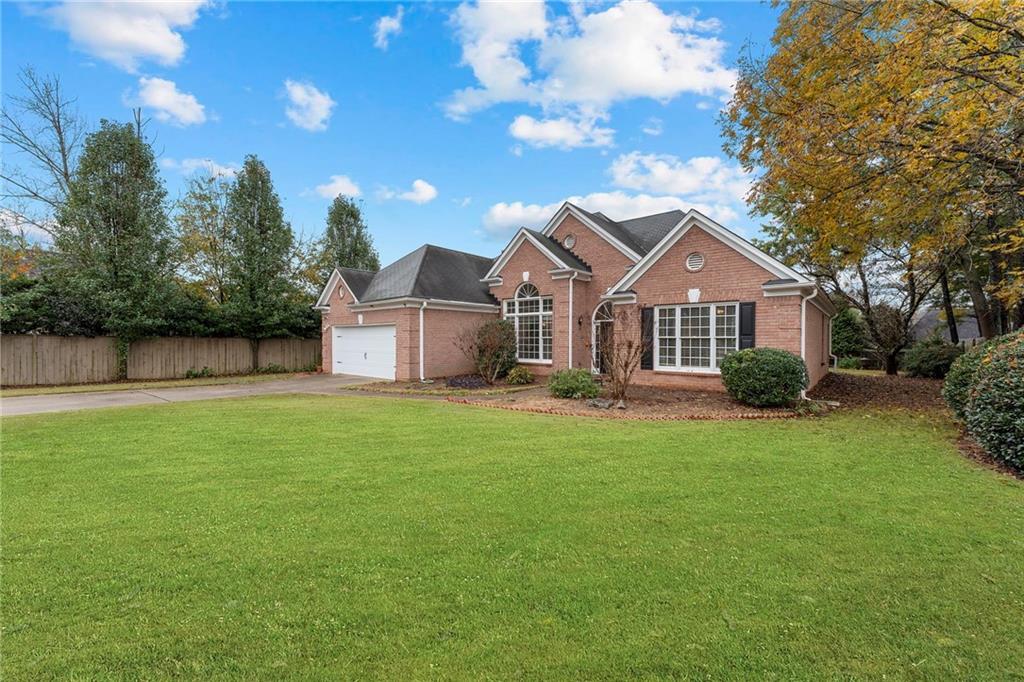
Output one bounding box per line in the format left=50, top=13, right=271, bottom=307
left=901, top=335, right=962, bottom=378
left=548, top=368, right=600, bottom=399
left=964, top=331, right=1023, bottom=473
left=720, top=348, right=808, bottom=407
left=505, top=365, right=534, bottom=385
left=942, top=338, right=1000, bottom=420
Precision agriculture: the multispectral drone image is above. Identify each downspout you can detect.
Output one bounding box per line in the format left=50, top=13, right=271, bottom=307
left=828, top=316, right=837, bottom=368
left=568, top=272, right=578, bottom=368
left=419, top=300, right=427, bottom=382
left=800, top=287, right=820, bottom=399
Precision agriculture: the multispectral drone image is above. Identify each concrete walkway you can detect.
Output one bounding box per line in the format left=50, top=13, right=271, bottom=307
left=1, top=374, right=373, bottom=416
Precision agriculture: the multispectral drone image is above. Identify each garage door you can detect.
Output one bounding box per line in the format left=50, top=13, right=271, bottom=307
left=332, top=325, right=397, bottom=380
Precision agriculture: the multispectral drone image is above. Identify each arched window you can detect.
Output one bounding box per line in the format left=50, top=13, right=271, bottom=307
left=592, top=303, right=614, bottom=372
left=503, top=283, right=553, bottom=362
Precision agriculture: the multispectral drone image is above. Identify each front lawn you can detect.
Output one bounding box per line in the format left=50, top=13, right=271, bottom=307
left=2, top=396, right=1022, bottom=679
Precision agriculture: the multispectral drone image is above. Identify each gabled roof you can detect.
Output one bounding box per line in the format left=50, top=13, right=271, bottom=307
left=542, top=202, right=686, bottom=259
left=315, top=245, right=497, bottom=309
left=616, top=209, right=687, bottom=254
left=483, top=227, right=592, bottom=282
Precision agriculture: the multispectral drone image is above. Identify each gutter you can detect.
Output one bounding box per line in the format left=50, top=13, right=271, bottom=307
left=568, top=271, right=578, bottom=368
left=419, top=300, right=427, bottom=382
left=800, top=287, right=820, bottom=399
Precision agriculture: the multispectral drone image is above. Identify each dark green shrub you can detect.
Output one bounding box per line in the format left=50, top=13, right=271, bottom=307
left=505, top=365, right=534, bottom=385
left=548, top=368, right=600, bottom=399
left=943, top=338, right=1000, bottom=420
left=900, top=335, right=962, bottom=378
left=720, top=347, right=808, bottom=407
left=837, top=357, right=861, bottom=370
left=254, top=363, right=287, bottom=374
left=965, top=331, right=1023, bottom=473
left=185, top=366, right=214, bottom=379
left=831, top=307, right=868, bottom=358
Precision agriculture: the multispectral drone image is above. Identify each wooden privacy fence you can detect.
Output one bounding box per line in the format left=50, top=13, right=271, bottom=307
left=1, top=335, right=321, bottom=386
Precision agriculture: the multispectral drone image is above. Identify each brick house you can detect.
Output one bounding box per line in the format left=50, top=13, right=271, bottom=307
left=315, top=202, right=836, bottom=389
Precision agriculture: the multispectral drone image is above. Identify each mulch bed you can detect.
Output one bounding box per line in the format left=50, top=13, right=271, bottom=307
left=808, top=371, right=946, bottom=410
left=451, top=384, right=799, bottom=421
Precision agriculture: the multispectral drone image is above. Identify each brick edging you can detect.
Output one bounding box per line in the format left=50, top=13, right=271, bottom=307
left=444, top=397, right=800, bottom=421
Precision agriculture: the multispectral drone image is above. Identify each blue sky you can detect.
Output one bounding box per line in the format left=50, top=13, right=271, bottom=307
left=2, top=1, right=779, bottom=264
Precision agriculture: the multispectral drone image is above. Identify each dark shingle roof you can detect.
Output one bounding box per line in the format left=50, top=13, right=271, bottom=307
left=572, top=205, right=647, bottom=255
left=338, top=267, right=376, bottom=301
left=357, top=245, right=497, bottom=306
left=763, top=278, right=798, bottom=286
left=568, top=203, right=685, bottom=256
left=524, top=229, right=590, bottom=272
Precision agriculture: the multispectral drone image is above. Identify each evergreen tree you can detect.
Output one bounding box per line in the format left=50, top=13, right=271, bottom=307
left=322, top=195, right=379, bottom=275
left=54, top=120, right=176, bottom=341
left=222, top=155, right=298, bottom=351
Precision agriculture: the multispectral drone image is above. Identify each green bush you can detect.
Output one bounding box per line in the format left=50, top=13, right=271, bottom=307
left=548, top=368, right=600, bottom=399
left=254, top=363, right=287, bottom=374
left=184, top=366, right=214, bottom=379
left=837, top=357, right=861, bottom=370
left=720, top=347, right=808, bottom=407
left=900, top=335, right=962, bottom=378
left=964, top=331, right=1023, bottom=473
left=943, top=338, right=1000, bottom=420
left=505, top=365, right=534, bottom=385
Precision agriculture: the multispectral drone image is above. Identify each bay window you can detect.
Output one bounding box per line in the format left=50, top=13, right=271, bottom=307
left=654, top=303, right=738, bottom=371
left=504, top=283, right=553, bottom=362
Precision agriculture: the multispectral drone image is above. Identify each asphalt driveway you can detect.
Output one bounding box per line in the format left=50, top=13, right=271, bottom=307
left=1, top=374, right=373, bottom=416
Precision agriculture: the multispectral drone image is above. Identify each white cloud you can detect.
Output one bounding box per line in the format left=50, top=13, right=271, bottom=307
left=455, top=196, right=472, bottom=208
left=283, top=80, right=336, bottom=132
left=133, top=77, right=207, bottom=126
left=374, top=6, right=404, bottom=50
left=609, top=152, right=751, bottom=204
left=42, top=0, right=210, bottom=72
left=508, top=113, right=613, bottom=149
left=0, top=208, right=53, bottom=243
left=380, top=179, right=438, bottom=204
left=161, top=157, right=238, bottom=178
left=446, top=0, right=735, bottom=145
left=482, top=191, right=739, bottom=237
left=314, top=175, right=362, bottom=199
left=642, top=117, right=663, bottom=136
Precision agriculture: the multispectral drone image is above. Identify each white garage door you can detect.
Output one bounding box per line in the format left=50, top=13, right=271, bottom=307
left=332, top=325, right=396, bottom=380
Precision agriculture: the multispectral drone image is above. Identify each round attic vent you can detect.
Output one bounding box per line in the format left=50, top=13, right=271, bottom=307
left=686, top=252, right=705, bottom=272
left=563, top=233, right=577, bottom=249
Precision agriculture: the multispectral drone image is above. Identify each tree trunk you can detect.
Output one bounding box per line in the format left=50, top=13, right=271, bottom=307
left=884, top=353, right=899, bottom=375
left=961, top=252, right=996, bottom=338
left=938, top=267, right=959, bottom=344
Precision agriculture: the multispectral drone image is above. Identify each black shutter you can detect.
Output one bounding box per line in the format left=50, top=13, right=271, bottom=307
left=640, top=307, right=654, bottom=370
left=739, top=302, right=756, bottom=349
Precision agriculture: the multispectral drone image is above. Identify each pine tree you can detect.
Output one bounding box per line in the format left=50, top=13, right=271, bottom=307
left=322, top=196, right=380, bottom=276
left=222, top=155, right=297, bottom=357
left=54, top=120, right=176, bottom=342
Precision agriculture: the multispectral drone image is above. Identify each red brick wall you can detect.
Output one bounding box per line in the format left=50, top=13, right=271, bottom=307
left=804, top=300, right=830, bottom=388
left=421, top=307, right=499, bottom=378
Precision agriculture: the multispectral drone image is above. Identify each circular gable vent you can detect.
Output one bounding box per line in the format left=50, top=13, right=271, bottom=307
left=563, top=233, right=577, bottom=249
left=686, top=252, right=705, bottom=272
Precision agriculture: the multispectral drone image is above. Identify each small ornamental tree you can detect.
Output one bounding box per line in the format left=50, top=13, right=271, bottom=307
left=592, top=305, right=651, bottom=403
left=454, top=319, right=517, bottom=384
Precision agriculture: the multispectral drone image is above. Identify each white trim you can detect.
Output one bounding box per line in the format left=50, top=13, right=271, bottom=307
left=607, top=210, right=810, bottom=296
left=653, top=301, right=739, bottom=373
left=504, top=285, right=554, bottom=363
left=517, top=359, right=553, bottom=366
left=799, top=288, right=819, bottom=399
left=591, top=301, right=614, bottom=372
left=348, top=296, right=499, bottom=313
left=549, top=268, right=592, bottom=281
left=540, top=202, right=642, bottom=262
left=600, top=291, right=638, bottom=305
left=419, top=301, right=427, bottom=382
left=313, top=268, right=366, bottom=310
left=482, top=228, right=575, bottom=281
left=568, top=272, right=577, bottom=368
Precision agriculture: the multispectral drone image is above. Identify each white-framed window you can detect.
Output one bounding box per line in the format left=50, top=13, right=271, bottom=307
left=504, top=283, right=553, bottom=362
left=654, top=302, right=738, bottom=371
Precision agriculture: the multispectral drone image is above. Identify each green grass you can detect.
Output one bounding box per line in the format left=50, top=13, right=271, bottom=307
left=1, top=372, right=308, bottom=397
left=2, top=396, right=1022, bottom=679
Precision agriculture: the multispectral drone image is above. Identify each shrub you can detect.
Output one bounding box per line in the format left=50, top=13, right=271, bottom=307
left=505, top=365, right=534, bottom=385
left=964, top=331, right=1023, bottom=473
left=900, top=335, right=962, bottom=378
left=837, top=357, right=861, bottom=370
left=185, top=366, right=214, bottom=379
left=831, top=307, right=868, bottom=358
left=459, top=320, right=517, bottom=384
left=943, top=338, right=1000, bottom=420
left=720, top=347, right=808, bottom=407
left=548, top=368, right=600, bottom=399
left=254, top=363, right=287, bottom=374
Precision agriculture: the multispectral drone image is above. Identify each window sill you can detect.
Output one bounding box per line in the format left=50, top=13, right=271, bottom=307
left=652, top=366, right=721, bottom=376
left=517, top=359, right=553, bottom=365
